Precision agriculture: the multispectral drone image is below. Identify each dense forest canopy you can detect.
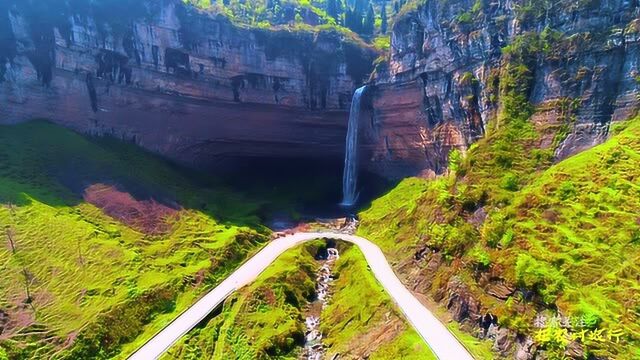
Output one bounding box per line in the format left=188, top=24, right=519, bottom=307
left=183, top=0, right=410, bottom=49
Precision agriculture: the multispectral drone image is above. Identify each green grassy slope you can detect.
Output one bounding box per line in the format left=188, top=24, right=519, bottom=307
left=163, top=243, right=319, bottom=360
left=0, top=121, right=268, bottom=359
left=164, top=241, right=436, bottom=359
left=321, top=244, right=435, bottom=359
left=358, top=117, right=640, bottom=359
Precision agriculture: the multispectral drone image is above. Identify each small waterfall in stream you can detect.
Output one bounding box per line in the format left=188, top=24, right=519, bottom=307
left=340, top=86, right=366, bottom=207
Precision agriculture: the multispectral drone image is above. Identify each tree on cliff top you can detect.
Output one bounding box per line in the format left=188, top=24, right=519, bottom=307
left=363, top=3, right=375, bottom=35
left=380, top=2, right=387, bottom=33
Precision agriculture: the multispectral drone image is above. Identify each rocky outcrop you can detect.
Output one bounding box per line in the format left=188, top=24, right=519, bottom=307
left=0, top=0, right=376, bottom=169
left=363, top=0, right=640, bottom=178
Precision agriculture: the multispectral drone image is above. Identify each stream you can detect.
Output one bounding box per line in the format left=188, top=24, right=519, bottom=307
left=302, top=247, right=339, bottom=360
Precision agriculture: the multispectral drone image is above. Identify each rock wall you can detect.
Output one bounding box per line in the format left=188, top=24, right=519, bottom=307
left=363, top=0, right=640, bottom=179
left=0, top=0, right=376, bottom=169
left=2, top=0, right=638, bottom=180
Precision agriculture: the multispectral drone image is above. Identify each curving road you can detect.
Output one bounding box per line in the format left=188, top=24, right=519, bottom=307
left=128, top=232, right=474, bottom=360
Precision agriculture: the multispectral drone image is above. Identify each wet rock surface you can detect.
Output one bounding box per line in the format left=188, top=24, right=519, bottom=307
left=302, top=247, right=339, bottom=360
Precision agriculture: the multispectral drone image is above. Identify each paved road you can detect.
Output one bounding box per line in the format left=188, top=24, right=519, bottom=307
left=128, top=232, right=475, bottom=360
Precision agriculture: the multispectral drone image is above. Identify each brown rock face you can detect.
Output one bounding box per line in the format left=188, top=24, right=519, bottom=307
left=0, top=0, right=376, bottom=170
left=364, top=0, right=640, bottom=178
left=445, top=276, right=481, bottom=323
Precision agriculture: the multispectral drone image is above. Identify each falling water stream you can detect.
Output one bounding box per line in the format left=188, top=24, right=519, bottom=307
left=340, top=86, right=367, bottom=207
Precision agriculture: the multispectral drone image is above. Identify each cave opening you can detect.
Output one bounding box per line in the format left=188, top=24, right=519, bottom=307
left=214, top=155, right=391, bottom=225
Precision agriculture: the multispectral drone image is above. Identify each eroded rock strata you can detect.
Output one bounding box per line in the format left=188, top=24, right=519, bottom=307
left=362, top=0, right=640, bottom=178
left=1, top=0, right=639, bottom=179
left=0, top=0, right=376, bottom=169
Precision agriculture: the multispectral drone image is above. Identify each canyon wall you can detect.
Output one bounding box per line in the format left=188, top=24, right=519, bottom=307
left=1, top=0, right=639, bottom=180
left=363, top=0, right=640, bottom=178
left=0, top=0, right=376, bottom=169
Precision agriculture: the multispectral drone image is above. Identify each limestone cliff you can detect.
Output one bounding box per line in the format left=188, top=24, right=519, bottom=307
left=363, top=0, right=640, bottom=178
left=2, top=0, right=639, bottom=180
left=0, top=0, right=376, bottom=169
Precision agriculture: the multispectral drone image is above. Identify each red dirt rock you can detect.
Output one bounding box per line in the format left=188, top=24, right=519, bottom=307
left=83, top=184, right=178, bottom=235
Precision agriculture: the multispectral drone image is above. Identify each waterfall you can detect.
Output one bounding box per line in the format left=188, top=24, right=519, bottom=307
left=340, top=86, right=366, bottom=207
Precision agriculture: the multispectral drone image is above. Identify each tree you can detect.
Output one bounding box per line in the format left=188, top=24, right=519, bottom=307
left=363, top=3, right=375, bottom=35
left=345, top=7, right=360, bottom=33
left=22, top=267, right=33, bottom=305
left=354, top=0, right=367, bottom=15
left=381, top=2, right=388, bottom=33
left=326, top=0, right=339, bottom=19
left=335, top=0, right=344, bottom=21
left=6, top=228, right=16, bottom=254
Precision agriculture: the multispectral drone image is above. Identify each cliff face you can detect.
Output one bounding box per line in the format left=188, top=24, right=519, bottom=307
left=0, top=0, right=376, bottom=169
left=364, top=0, right=640, bottom=178
left=2, top=0, right=639, bottom=180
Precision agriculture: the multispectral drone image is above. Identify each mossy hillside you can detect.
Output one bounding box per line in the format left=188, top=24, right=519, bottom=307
left=165, top=241, right=437, bottom=359
left=359, top=30, right=559, bottom=260
left=359, top=117, right=640, bottom=358
left=321, top=244, right=435, bottom=359
left=358, top=26, right=640, bottom=358
left=0, top=121, right=267, bottom=359
left=163, top=242, right=323, bottom=360
left=490, top=119, right=640, bottom=357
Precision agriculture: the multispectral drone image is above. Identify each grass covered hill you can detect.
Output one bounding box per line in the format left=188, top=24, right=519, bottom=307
left=164, top=241, right=434, bottom=359
left=0, top=121, right=269, bottom=359
left=358, top=112, right=640, bottom=359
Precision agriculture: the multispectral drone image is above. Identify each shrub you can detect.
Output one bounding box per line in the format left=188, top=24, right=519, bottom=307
left=469, top=245, right=491, bottom=269
left=448, top=149, right=463, bottom=174
left=574, top=303, right=602, bottom=330
left=426, top=222, right=477, bottom=256
left=459, top=71, right=477, bottom=86
left=500, top=228, right=515, bottom=247
left=557, top=181, right=576, bottom=200
left=456, top=11, right=473, bottom=24
left=515, top=254, right=566, bottom=304
left=482, top=212, right=508, bottom=248
left=373, top=35, right=391, bottom=51
left=501, top=173, right=519, bottom=191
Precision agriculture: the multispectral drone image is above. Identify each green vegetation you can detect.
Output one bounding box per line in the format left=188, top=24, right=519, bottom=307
left=164, top=241, right=436, bottom=359
left=359, top=97, right=640, bottom=359
left=163, top=243, right=319, bottom=360
left=446, top=322, right=495, bottom=359
left=357, top=27, right=640, bottom=358
left=184, top=0, right=391, bottom=41
left=0, top=121, right=267, bottom=359
left=322, top=244, right=434, bottom=359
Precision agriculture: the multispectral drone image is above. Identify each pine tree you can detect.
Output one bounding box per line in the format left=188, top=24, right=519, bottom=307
left=326, top=0, right=338, bottom=19
left=345, top=6, right=361, bottom=33
left=381, top=2, right=388, bottom=33
left=354, top=0, right=366, bottom=18
left=363, top=2, right=375, bottom=35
